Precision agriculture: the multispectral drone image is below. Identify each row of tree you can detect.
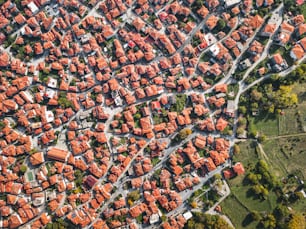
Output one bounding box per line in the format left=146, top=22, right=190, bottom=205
left=186, top=212, right=233, bottom=229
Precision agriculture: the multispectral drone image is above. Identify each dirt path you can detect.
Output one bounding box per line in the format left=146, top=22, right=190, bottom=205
left=257, top=142, right=289, bottom=176
left=267, top=132, right=306, bottom=140
left=257, top=142, right=270, bottom=163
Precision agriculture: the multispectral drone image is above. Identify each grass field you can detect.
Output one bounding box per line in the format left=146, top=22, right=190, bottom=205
left=223, top=139, right=306, bottom=227
left=230, top=141, right=278, bottom=211
left=224, top=141, right=275, bottom=228
left=251, top=113, right=279, bottom=136
left=278, top=83, right=306, bottom=134
left=246, top=83, right=306, bottom=180
left=262, top=136, right=306, bottom=179
left=226, top=81, right=306, bottom=227
left=278, top=109, right=302, bottom=135
left=232, top=141, right=258, bottom=168
left=221, top=194, right=257, bottom=229
left=249, top=83, right=306, bottom=137
left=230, top=184, right=278, bottom=212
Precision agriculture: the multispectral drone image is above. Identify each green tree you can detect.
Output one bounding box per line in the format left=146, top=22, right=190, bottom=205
left=217, top=19, right=226, bottom=30
left=186, top=212, right=233, bottom=229
left=251, top=89, right=263, bottom=101
left=273, top=85, right=298, bottom=109
left=171, top=94, right=187, bottom=113
left=133, top=113, right=141, bottom=120
left=236, top=127, right=245, bottom=135
left=179, top=128, right=192, bottom=140
left=273, top=204, right=289, bottom=221
left=249, top=129, right=257, bottom=138
left=70, top=79, right=76, bottom=86
left=251, top=102, right=259, bottom=110
left=238, top=117, right=247, bottom=126
left=252, top=184, right=263, bottom=195
left=258, top=134, right=267, bottom=143
left=161, top=214, right=167, bottom=222
left=250, top=210, right=261, bottom=221
left=74, top=169, right=84, bottom=187
left=262, top=187, right=269, bottom=198
left=260, top=214, right=276, bottom=229
left=247, top=173, right=260, bottom=184
left=19, top=165, right=27, bottom=174
left=127, top=190, right=141, bottom=201
left=239, top=105, right=247, bottom=114
left=58, top=97, right=73, bottom=109
left=233, top=144, right=240, bottom=154
left=0, top=121, right=5, bottom=130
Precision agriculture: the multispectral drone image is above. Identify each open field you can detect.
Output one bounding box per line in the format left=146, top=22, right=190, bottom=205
left=223, top=141, right=277, bottom=228
left=258, top=84, right=306, bottom=178
left=278, top=109, right=303, bottom=135
left=230, top=141, right=278, bottom=211
left=232, top=141, right=259, bottom=170
left=224, top=81, right=306, bottom=227
left=230, top=184, right=277, bottom=212
left=221, top=194, right=257, bottom=229
left=250, top=113, right=279, bottom=137
left=262, top=136, right=306, bottom=179
left=249, top=83, right=306, bottom=137
left=223, top=140, right=305, bottom=227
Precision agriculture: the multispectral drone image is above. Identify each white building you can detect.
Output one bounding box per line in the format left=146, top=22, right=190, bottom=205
left=149, top=213, right=160, bottom=224
left=183, top=211, right=193, bottom=221
left=47, top=78, right=57, bottom=88
left=45, top=88, right=56, bottom=98
left=27, top=2, right=39, bottom=14
left=225, top=0, right=241, bottom=7
left=209, top=44, right=220, bottom=57
left=205, top=33, right=217, bottom=46
left=45, top=110, right=54, bottom=123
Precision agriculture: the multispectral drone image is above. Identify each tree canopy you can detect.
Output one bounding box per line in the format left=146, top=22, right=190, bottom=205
left=186, top=212, right=233, bottom=229
left=287, top=213, right=306, bottom=229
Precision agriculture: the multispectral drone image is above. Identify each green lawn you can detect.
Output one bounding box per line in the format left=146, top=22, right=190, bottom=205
left=260, top=139, right=289, bottom=178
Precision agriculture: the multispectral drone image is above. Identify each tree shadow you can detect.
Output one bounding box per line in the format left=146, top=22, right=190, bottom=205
left=246, top=188, right=254, bottom=198
left=242, top=214, right=254, bottom=227
left=297, top=91, right=306, bottom=101
left=246, top=188, right=261, bottom=200
left=253, top=112, right=277, bottom=123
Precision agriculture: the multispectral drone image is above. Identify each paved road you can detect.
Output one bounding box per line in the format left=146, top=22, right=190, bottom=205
left=5, top=1, right=304, bottom=228
left=267, top=132, right=306, bottom=139
left=192, top=180, right=234, bottom=228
